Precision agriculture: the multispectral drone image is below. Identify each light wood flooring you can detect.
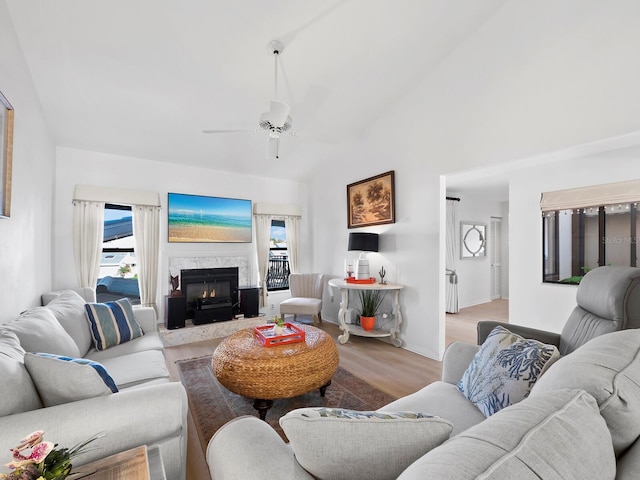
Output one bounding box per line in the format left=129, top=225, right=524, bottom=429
left=163, top=299, right=508, bottom=480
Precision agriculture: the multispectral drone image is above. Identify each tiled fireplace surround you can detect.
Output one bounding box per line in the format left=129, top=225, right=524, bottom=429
left=159, top=254, right=267, bottom=346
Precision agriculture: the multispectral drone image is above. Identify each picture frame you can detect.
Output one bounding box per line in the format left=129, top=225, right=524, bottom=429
left=347, top=170, right=395, bottom=228
left=460, top=222, right=487, bottom=259
left=167, top=192, right=252, bottom=243
left=0, top=90, right=14, bottom=218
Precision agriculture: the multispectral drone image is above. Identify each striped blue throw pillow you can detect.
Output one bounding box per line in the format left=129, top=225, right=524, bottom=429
left=84, top=298, right=144, bottom=351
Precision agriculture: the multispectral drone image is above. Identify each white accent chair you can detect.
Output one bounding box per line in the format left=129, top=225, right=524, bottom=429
left=279, top=273, right=325, bottom=326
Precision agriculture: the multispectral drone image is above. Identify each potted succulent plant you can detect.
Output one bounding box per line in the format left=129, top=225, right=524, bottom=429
left=357, top=289, right=386, bottom=331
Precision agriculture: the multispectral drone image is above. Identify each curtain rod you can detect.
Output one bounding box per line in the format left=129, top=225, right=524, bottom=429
left=446, top=196, right=461, bottom=202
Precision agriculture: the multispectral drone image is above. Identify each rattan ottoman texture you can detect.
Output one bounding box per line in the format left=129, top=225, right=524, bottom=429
left=212, top=324, right=339, bottom=419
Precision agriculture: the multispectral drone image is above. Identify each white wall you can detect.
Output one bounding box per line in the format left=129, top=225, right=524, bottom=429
left=0, top=0, right=55, bottom=323
left=53, top=146, right=308, bottom=314
left=307, top=0, right=640, bottom=359
left=510, top=149, right=640, bottom=334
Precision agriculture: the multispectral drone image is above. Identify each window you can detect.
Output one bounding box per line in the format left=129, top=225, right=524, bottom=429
left=542, top=203, right=639, bottom=284
left=98, top=204, right=140, bottom=303
left=266, top=220, right=289, bottom=291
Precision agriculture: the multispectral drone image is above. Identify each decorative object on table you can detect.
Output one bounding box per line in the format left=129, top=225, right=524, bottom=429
left=348, top=232, right=379, bottom=280
left=344, top=260, right=354, bottom=278
left=170, top=274, right=181, bottom=296
left=271, top=314, right=285, bottom=335
left=1, top=430, right=103, bottom=480
left=379, top=266, right=386, bottom=284
left=347, top=170, right=395, bottom=228
left=345, top=277, right=376, bottom=284
left=0, top=90, right=14, bottom=218
left=460, top=222, right=486, bottom=258
left=357, top=289, right=386, bottom=331
left=254, top=322, right=306, bottom=347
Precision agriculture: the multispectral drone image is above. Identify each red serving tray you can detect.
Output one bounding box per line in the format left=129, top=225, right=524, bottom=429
left=254, top=322, right=306, bottom=347
left=345, top=277, right=376, bottom=284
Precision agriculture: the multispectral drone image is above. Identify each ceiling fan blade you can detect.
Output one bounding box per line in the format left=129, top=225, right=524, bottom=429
left=269, top=101, right=290, bottom=127
left=266, top=137, right=279, bottom=159
left=202, top=129, right=255, bottom=134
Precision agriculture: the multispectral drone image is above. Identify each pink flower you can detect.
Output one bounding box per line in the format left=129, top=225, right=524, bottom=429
left=4, top=431, right=53, bottom=470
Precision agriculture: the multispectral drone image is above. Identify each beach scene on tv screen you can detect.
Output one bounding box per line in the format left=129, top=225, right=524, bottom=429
left=168, top=193, right=252, bottom=243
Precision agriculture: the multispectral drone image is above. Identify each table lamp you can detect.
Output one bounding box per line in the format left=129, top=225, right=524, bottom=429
left=348, top=233, right=379, bottom=280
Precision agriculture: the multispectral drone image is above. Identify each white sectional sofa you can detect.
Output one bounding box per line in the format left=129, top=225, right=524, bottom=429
left=0, top=288, right=188, bottom=480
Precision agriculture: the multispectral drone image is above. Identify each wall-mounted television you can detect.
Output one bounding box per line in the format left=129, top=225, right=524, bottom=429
left=168, top=193, right=252, bottom=243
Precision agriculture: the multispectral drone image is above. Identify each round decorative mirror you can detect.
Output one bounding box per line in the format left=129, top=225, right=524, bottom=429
left=461, top=223, right=486, bottom=258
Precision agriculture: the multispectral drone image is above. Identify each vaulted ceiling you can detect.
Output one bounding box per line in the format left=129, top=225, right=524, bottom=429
left=5, top=0, right=508, bottom=181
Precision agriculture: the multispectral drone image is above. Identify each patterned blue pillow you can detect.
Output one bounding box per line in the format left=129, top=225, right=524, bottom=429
left=457, top=326, right=560, bottom=417
left=24, top=352, right=118, bottom=407
left=84, top=298, right=144, bottom=351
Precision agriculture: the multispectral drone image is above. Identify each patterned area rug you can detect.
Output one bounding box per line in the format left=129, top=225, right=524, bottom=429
left=176, top=355, right=398, bottom=453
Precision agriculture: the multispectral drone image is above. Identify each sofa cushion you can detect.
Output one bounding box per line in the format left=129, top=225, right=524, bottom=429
left=1, top=307, right=82, bottom=358
left=0, top=331, right=42, bottom=415
left=280, top=407, right=453, bottom=480
left=531, top=328, right=640, bottom=455
left=45, top=289, right=93, bottom=356
left=380, top=381, right=486, bottom=436
left=85, top=331, right=164, bottom=362
left=397, top=389, right=615, bottom=480
left=457, top=325, right=560, bottom=416
left=85, top=298, right=144, bottom=351
left=24, top=352, right=118, bottom=407
left=98, top=350, right=170, bottom=389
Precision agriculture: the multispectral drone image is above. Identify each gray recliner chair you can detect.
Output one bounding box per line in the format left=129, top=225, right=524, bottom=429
left=478, top=266, right=640, bottom=355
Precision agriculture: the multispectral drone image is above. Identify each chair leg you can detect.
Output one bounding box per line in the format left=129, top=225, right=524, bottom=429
left=312, top=314, right=318, bottom=327
left=293, top=314, right=297, bottom=322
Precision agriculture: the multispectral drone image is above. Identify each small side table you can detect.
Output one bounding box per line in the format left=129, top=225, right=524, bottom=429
left=72, top=445, right=166, bottom=480
left=328, top=278, right=404, bottom=347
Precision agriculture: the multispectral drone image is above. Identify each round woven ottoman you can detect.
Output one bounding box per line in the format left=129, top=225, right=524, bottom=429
left=212, top=324, right=339, bottom=420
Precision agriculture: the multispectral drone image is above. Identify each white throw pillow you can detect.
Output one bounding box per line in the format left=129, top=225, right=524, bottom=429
left=24, top=352, right=118, bottom=407
left=45, top=290, right=93, bottom=356
left=0, top=331, right=42, bottom=415
left=280, top=408, right=453, bottom=480
left=2, top=307, right=81, bottom=358
left=457, top=326, right=560, bottom=416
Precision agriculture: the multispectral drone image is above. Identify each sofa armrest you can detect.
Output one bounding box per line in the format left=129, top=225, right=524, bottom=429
left=477, top=321, right=561, bottom=347
left=0, top=382, right=188, bottom=480
left=207, top=416, right=314, bottom=480
left=133, top=306, right=158, bottom=332
left=441, top=342, right=479, bottom=385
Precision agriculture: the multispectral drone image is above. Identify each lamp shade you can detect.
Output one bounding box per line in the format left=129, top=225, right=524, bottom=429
left=348, top=232, right=379, bottom=252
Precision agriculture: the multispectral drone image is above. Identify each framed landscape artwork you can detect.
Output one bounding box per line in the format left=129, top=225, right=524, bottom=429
left=347, top=170, right=395, bottom=228
left=167, top=192, right=252, bottom=243
left=0, top=90, right=14, bottom=218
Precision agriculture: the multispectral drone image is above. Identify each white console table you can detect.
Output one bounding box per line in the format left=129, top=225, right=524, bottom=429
left=328, top=278, right=404, bottom=347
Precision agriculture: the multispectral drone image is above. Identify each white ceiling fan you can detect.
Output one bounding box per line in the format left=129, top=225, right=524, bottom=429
left=203, top=40, right=293, bottom=160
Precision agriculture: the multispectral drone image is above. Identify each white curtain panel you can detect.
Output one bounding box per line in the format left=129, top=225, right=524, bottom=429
left=446, top=199, right=459, bottom=314
left=133, top=205, right=160, bottom=309
left=284, top=215, right=300, bottom=274
left=72, top=200, right=105, bottom=289
left=254, top=214, right=273, bottom=307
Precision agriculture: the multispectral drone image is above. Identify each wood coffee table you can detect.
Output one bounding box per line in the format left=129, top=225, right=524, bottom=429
left=212, top=323, right=339, bottom=420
